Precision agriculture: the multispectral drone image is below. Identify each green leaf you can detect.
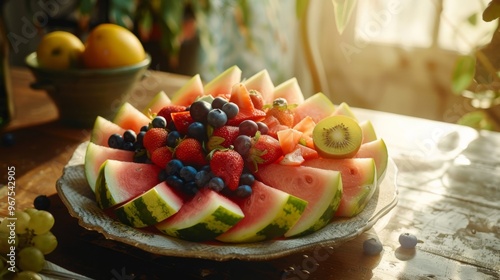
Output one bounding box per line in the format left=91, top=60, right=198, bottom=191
left=296, top=0, right=309, bottom=20
left=331, top=0, right=357, bottom=35
left=457, top=110, right=496, bottom=131
left=467, top=13, right=478, bottom=25
left=451, top=55, right=476, bottom=94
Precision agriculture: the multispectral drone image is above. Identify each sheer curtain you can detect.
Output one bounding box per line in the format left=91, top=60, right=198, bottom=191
left=298, top=0, right=496, bottom=122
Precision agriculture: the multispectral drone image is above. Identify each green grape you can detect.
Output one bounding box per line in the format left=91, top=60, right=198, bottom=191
left=23, top=208, right=38, bottom=216
left=27, top=210, right=54, bottom=235
left=14, top=271, right=43, bottom=280
left=14, top=211, right=31, bottom=234
left=18, top=247, right=45, bottom=273
left=32, top=231, right=58, bottom=255
left=0, top=218, right=10, bottom=233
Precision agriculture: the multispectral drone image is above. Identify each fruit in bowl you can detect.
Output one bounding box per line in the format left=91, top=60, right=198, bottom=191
left=83, top=66, right=389, bottom=243
left=26, top=24, right=150, bottom=127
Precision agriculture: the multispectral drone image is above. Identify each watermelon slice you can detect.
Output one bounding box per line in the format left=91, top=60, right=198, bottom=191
left=243, top=69, right=275, bottom=104
left=113, top=102, right=151, bottom=133
left=293, top=92, right=335, bottom=125
left=204, top=65, right=242, bottom=99
left=114, top=181, right=183, bottom=228
left=216, top=181, right=307, bottom=243
left=156, top=188, right=244, bottom=242
left=84, top=142, right=135, bottom=192
left=90, top=116, right=126, bottom=147
left=273, top=78, right=305, bottom=105
left=226, top=83, right=266, bottom=126
left=355, top=139, right=389, bottom=181
left=360, top=120, right=377, bottom=144
left=143, top=91, right=171, bottom=116
left=95, top=159, right=162, bottom=209
left=331, top=102, right=357, bottom=120
left=303, top=158, right=377, bottom=217
left=255, top=164, right=342, bottom=237
left=170, top=74, right=204, bottom=106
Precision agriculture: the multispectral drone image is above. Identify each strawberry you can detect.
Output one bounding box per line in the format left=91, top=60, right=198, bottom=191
left=246, top=133, right=283, bottom=172
left=265, top=98, right=296, bottom=127
left=151, top=146, right=174, bottom=168
left=206, top=125, right=240, bottom=151
left=143, top=128, right=168, bottom=153
left=157, top=105, right=187, bottom=122
left=170, top=111, right=194, bottom=136
left=174, top=138, right=208, bottom=167
left=210, top=149, right=244, bottom=190
left=249, top=89, right=264, bottom=110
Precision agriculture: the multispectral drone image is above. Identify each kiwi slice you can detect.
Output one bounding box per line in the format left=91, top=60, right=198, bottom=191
left=313, top=115, right=363, bottom=158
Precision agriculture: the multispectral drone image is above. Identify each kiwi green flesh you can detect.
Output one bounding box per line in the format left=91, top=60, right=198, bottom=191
left=312, top=115, right=362, bottom=158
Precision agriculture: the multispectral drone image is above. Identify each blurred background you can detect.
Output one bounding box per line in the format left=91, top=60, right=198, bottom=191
left=2, top=0, right=500, bottom=130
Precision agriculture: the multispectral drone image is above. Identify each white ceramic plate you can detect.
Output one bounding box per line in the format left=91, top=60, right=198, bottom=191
left=56, top=141, right=398, bottom=261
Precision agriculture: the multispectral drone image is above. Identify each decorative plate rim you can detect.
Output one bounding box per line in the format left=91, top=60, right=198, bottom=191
left=56, top=141, right=398, bottom=261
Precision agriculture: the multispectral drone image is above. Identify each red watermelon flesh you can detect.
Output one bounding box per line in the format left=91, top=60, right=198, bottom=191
left=303, top=157, right=377, bottom=217
left=113, top=102, right=151, bottom=133
left=204, top=65, right=242, bottom=99
left=355, top=139, right=388, bottom=181
left=95, top=160, right=162, bottom=209
left=170, top=74, right=204, bottom=106
left=90, top=116, right=126, bottom=147
left=255, top=164, right=342, bottom=237
left=84, top=142, right=135, bottom=192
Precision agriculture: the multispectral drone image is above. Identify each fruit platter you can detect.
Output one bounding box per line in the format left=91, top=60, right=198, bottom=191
left=56, top=66, right=398, bottom=260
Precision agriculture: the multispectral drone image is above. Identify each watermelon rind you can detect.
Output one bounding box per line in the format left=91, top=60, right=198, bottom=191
left=359, top=120, right=377, bottom=144
left=243, top=69, right=275, bottom=104
left=84, top=142, right=134, bottom=192
left=216, top=181, right=307, bottom=243
left=113, top=102, right=151, bottom=133
left=170, top=74, right=204, bottom=106
left=303, top=158, right=377, bottom=218
left=203, top=65, right=242, bottom=99
left=156, top=189, right=244, bottom=242
left=143, top=91, right=171, bottom=116
left=114, top=182, right=183, bottom=228
left=293, top=92, right=336, bottom=125
left=331, top=102, right=357, bottom=121
left=272, top=77, right=305, bottom=105
left=255, top=164, right=343, bottom=237
left=355, top=138, right=388, bottom=182
left=95, top=159, right=161, bottom=209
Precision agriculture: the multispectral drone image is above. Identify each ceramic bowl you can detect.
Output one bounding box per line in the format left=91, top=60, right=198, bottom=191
left=25, top=52, right=151, bottom=128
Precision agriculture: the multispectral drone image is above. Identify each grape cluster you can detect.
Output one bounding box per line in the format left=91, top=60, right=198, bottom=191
left=0, top=206, right=57, bottom=279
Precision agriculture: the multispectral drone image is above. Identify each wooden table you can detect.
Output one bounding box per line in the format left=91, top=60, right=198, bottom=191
left=1, top=68, right=499, bottom=280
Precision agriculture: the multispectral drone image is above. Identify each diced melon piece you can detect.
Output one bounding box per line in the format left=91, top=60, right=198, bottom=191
left=273, top=78, right=305, bottom=105
left=243, top=69, right=275, bottom=105
left=256, top=164, right=342, bottom=237
left=303, top=158, right=377, bottom=217
left=170, top=74, right=204, bottom=106
left=204, top=65, right=242, bottom=99
left=95, top=160, right=161, bottom=209
left=156, top=188, right=244, bottom=242
left=84, top=142, right=134, bottom=192
left=293, top=92, right=335, bottom=124
left=90, top=116, right=126, bottom=147
left=216, top=181, right=307, bottom=243
left=143, top=91, right=171, bottom=116
left=114, top=182, right=183, bottom=228
left=113, top=102, right=151, bottom=133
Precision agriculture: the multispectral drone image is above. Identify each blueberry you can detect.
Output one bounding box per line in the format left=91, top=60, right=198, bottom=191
left=363, top=238, right=383, bottom=255
left=221, top=102, right=239, bottom=119
left=136, top=131, right=146, bottom=147
left=122, top=141, right=135, bottom=151
left=235, top=185, right=252, bottom=198
left=399, top=233, right=418, bottom=248
left=1, top=133, right=15, bottom=147
left=166, top=175, right=184, bottom=191
left=183, top=181, right=199, bottom=195
left=123, top=130, right=137, bottom=143
left=158, top=169, right=168, bottom=181
left=207, top=109, right=227, bottom=128
left=189, top=100, right=211, bottom=122
left=140, top=125, right=149, bottom=132
left=33, top=195, right=51, bottom=210
left=152, top=116, right=167, bottom=128
left=208, top=177, right=225, bottom=192
left=166, top=159, right=184, bottom=176
left=166, top=130, right=181, bottom=147
left=180, top=166, right=198, bottom=182
left=195, top=170, right=212, bottom=188
left=187, top=122, right=206, bottom=140
left=211, top=97, right=228, bottom=109
left=239, top=173, right=255, bottom=186
left=108, top=134, right=124, bottom=149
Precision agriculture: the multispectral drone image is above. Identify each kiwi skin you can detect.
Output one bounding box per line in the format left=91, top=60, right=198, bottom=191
left=312, top=115, right=363, bottom=159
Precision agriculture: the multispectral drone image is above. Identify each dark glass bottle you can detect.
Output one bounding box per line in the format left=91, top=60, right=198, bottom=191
left=0, top=7, right=13, bottom=128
